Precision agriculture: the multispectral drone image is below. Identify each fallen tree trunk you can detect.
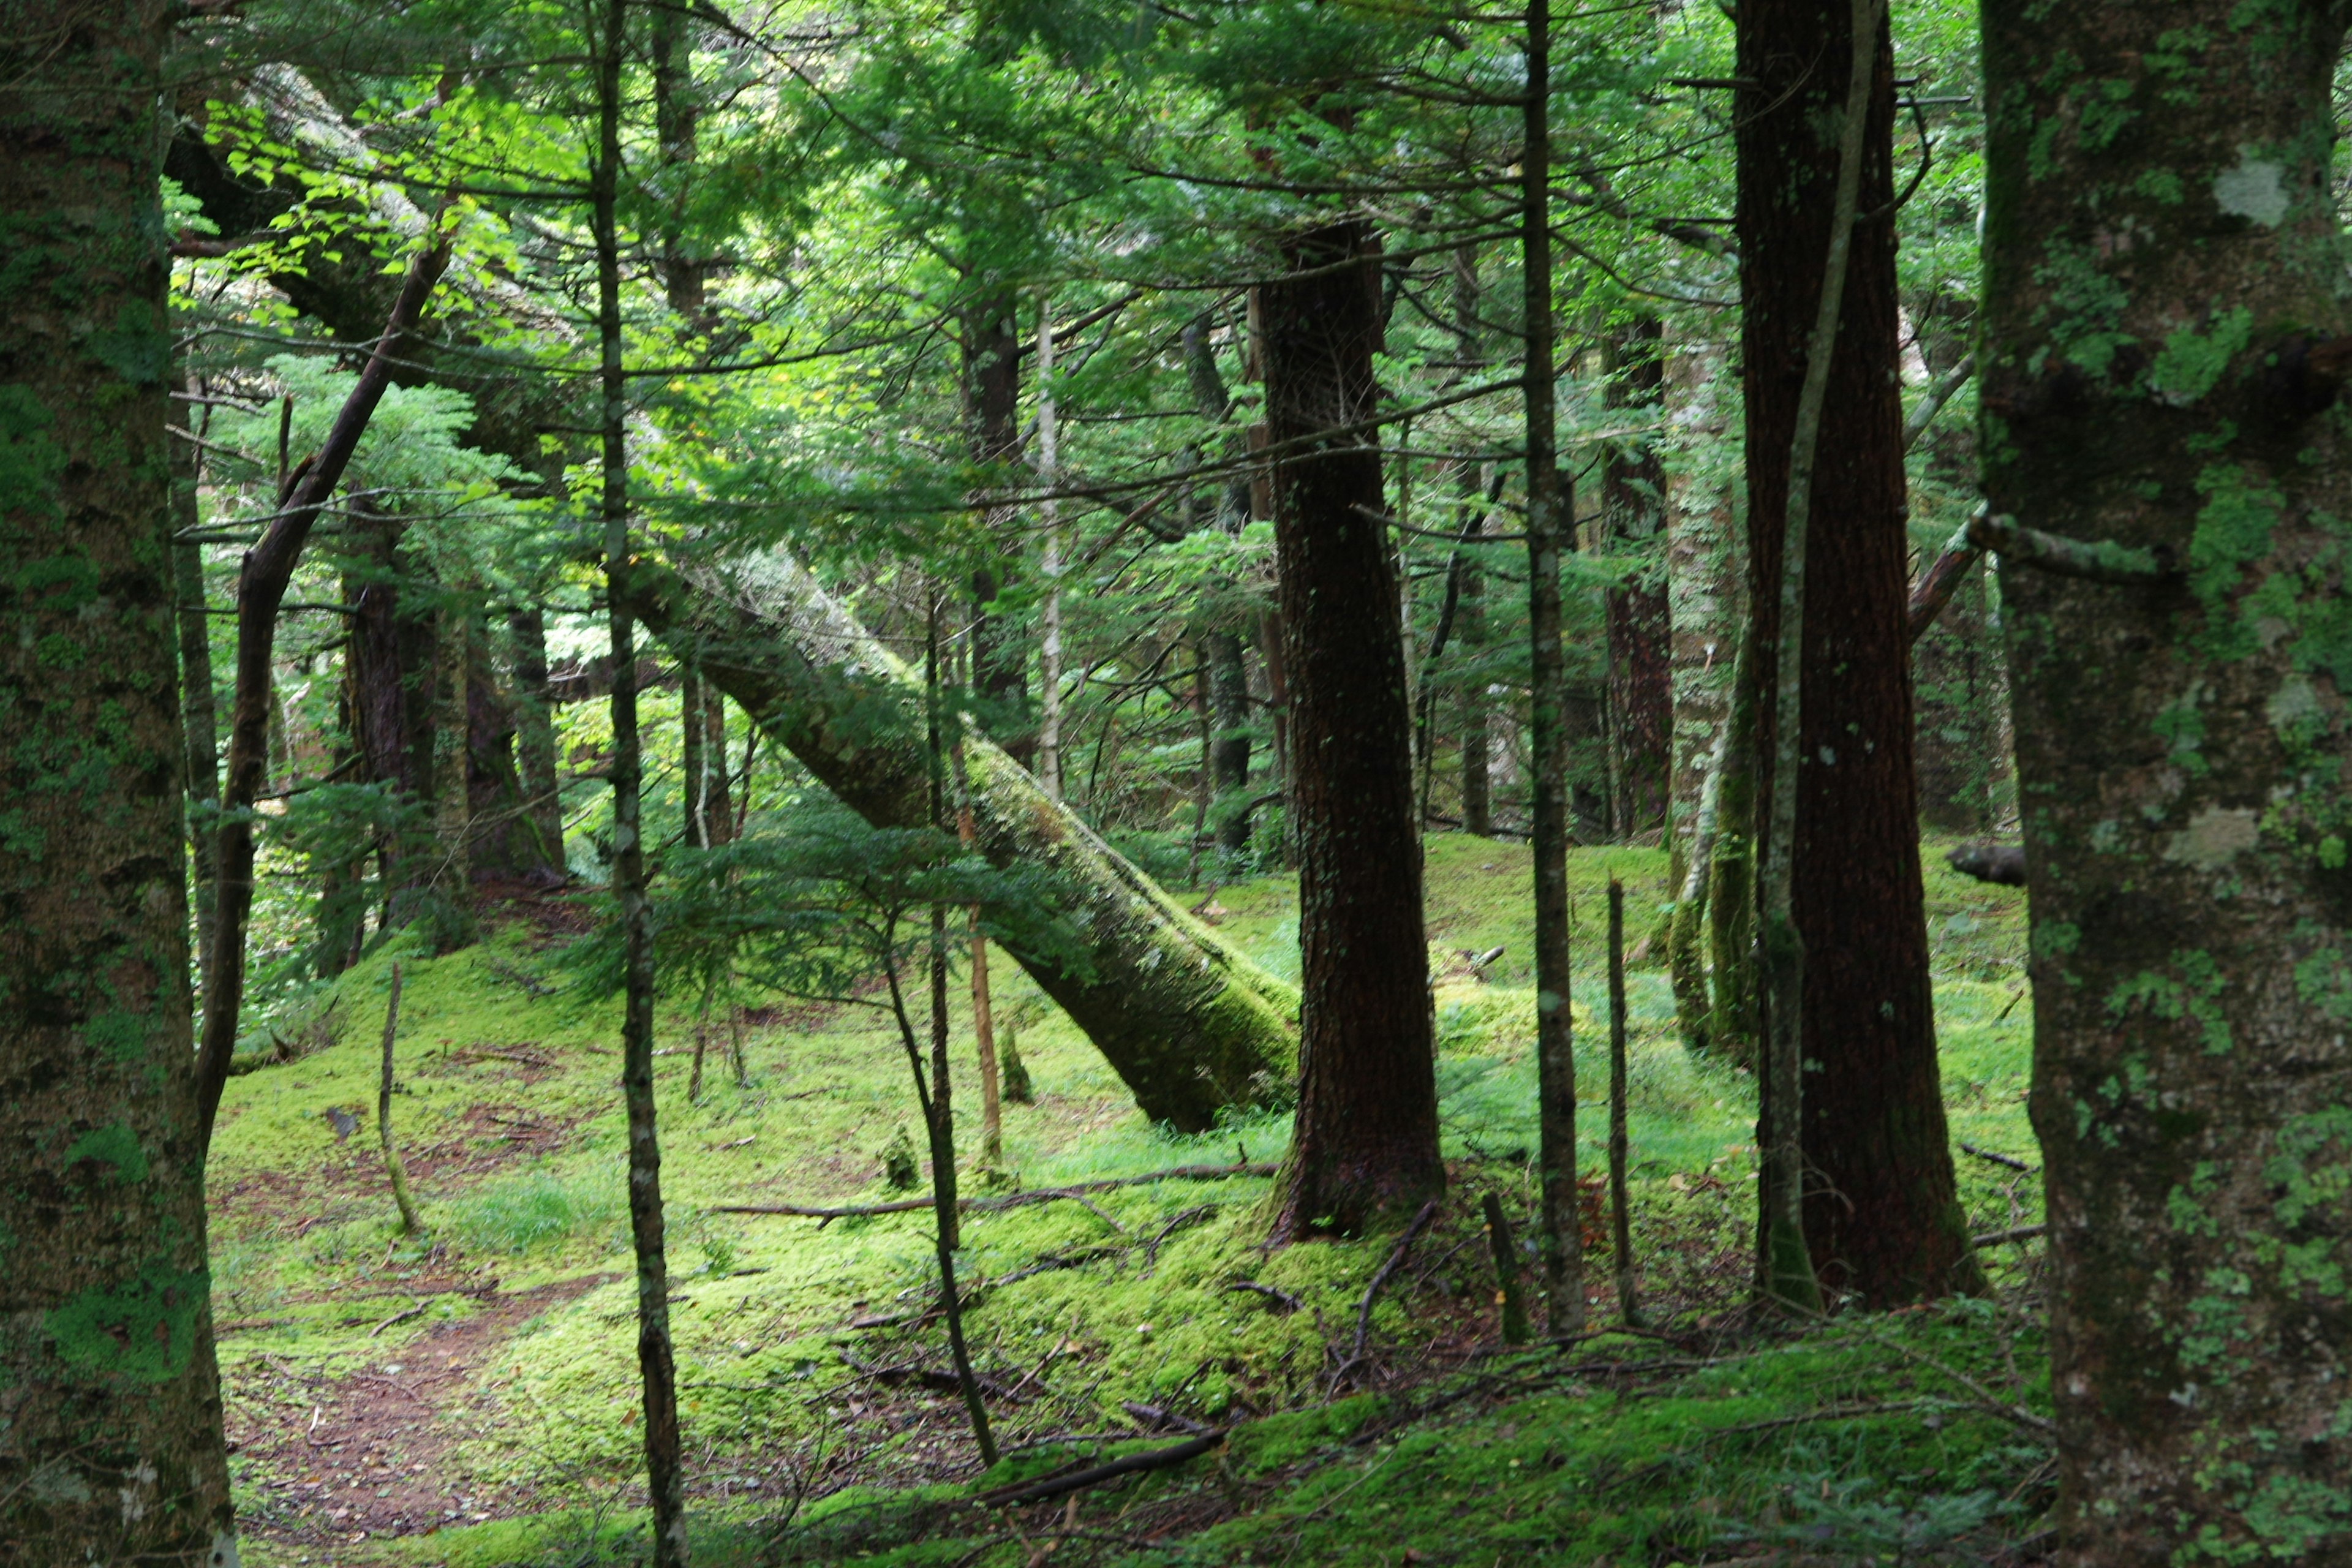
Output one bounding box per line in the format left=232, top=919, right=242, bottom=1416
left=620, top=553, right=1298, bottom=1131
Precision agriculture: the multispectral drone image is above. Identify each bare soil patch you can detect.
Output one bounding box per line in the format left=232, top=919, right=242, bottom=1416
left=229, top=1274, right=617, bottom=1550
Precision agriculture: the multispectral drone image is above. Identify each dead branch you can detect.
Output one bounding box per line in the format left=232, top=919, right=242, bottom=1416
left=977, top=1432, right=1226, bottom=1509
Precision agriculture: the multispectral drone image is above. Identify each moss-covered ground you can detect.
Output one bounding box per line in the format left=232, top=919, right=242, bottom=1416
left=210, top=833, right=2044, bottom=1566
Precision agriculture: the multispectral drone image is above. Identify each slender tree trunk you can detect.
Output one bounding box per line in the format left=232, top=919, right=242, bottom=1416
left=1607, top=881, right=1641, bottom=1327
left=377, top=963, right=421, bottom=1234
left=1665, top=336, right=1741, bottom=856
left=508, top=606, right=565, bottom=872
left=964, top=294, right=1027, bottom=755
left=1036, top=296, right=1065, bottom=801
left=172, top=412, right=222, bottom=1002
left=1523, top=0, right=1586, bottom=1334
left=197, top=243, right=450, bottom=1147
left=431, top=592, right=473, bottom=897
left=1983, top=5, right=2352, bottom=1559
left=1207, top=630, right=1253, bottom=858
left=1735, top=0, right=1978, bottom=1306
left=682, top=665, right=710, bottom=849
left=595, top=2, right=688, bottom=1556
left=1262, top=216, right=1443, bottom=1241
left=1602, top=317, right=1673, bottom=841
left=0, top=10, right=238, bottom=1550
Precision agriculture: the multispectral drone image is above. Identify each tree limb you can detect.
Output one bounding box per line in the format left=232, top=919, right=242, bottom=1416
left=195, top=235, right=451, bottom=1151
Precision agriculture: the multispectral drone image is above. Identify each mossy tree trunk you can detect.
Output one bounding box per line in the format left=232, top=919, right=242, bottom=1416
left=1734, top=0, right=1980, bottom=1306
left=0, top=2, right=237, bottom=1555
left=1258, top=216, right=1443, bottom=1239
left=1981, top=3, right=2352, bottom=1558
left=621, top=554, right=1299, bottom=1132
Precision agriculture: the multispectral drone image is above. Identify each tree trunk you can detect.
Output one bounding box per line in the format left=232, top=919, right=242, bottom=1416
left=431, top=591, right=472, bottom=895
left=508, top=606, right=566, bottom=870
left=1665, top=336, right=1741, bottom=859
left=1522, top=0, right=1586, bottom=1333
left=172, top=419, right=222, bottom=1003
left=1261, top=217, right=1442, bottom=1240
left=595, top=0, right=689, bottom=1555
left=198, top=243, right=450, bottom=1146
left=682, top=665, right=710, bottom=849
left=1207, top=629, right=1253, bottom=858
left=1735, top=0, right=1978, bottom=1306
left=620, top=553, right=1298, bottom=1132
left=1602, top=317, right=1673, bottom=841
left=964, top=293, right=1028, bottom=755
left=1983, top=5, right=2352, bottom=1559
left=0, top=4, right=238, bottom=1550
left=462, top=622, right=554, bottom=881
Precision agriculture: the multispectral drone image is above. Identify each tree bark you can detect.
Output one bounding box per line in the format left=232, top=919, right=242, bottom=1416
left=1602, top=317, right=1673, bottom=841
left=964, top=293, right=1028, bottom=755
left=172, top=412, right=222, bottom=1005
left=508, top=606, right=566, bottom=870
left=595, top=1, right=688, bottom=1558
left=0, top=4, right=237, bottom=1551
left=619, top=552, right=1299, bottom=1132
left=1983, top=4, right=2352, bottom=1559
left=1261, top=217, right=1442, bottom=1240
left=1735, top=0, right=1978, bottom=1306
left=1523, top=0, right=1586, bottom=1333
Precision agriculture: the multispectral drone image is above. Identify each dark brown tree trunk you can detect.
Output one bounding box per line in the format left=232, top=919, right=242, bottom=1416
left=1602, top=317, right=1673, bottom=841
left=0, top=3, right=238, bottom=1551
left=463, top=624, right=554, bottom=880
left=595, top=0, right=688, bottom=1556
left=1983, top=5, right=2352, bottom=1559
left=1263, top=218, right=1442, bottom=1240
left=1523, top=0, right=1585, bottom=1332
left=1735, top=0, right=1979, bottom=1306
left=964, top=293, right=1028, bottom=753
left=1452, top=249, right=1494, bottom=839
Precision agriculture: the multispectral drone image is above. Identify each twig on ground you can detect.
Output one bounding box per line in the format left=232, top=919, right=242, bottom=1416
left=1329, top=1199, right=1442, bottom=1390
left=1121, top=1400, right=1216, bottom=1437
left=978, top=1432, right=1226, bottom=1508
left=368, top=1303, right=428, bottom=1338
left=1960, top=1143, right=2034, bottom=1173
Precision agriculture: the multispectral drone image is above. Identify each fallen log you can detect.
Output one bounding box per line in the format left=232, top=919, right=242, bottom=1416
left=620, top=553, right=1297, bottom=1130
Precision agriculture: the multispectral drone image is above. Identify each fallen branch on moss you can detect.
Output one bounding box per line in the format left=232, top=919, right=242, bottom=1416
left=1330, top=1199, right=1443, bottom=1390
left=977, top=1431, right=1227, bottom=1508
left=1971, top=1223, right=2046, bottom=1247
left=712, top=1161, right=1276, bottom=1223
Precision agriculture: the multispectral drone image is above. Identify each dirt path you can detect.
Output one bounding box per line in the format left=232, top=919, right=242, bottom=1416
left=229, top=1274, right=616, bottom=1550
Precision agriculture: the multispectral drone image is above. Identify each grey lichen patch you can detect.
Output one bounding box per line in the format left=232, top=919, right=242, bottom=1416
left=2212, top=147, right=2289, bottom=227
left=2164, top=805, right=2262, bottom=870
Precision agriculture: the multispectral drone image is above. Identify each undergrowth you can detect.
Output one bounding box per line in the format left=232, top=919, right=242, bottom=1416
left=207, top=834, right=2044, bottom=1567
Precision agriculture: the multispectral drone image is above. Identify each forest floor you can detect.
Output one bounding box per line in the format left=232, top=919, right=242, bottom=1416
left=209, top=833, right=2046, bottom=1567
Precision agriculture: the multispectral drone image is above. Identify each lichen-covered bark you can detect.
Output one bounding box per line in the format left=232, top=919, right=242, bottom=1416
left=622, top=555, right=1298, bottom=1132
left=1981, top=4, right=2352, bottom=1559
left=0, top=2, right=236, bottom=1557
left=1736, top=0, right=1980, bottom=1305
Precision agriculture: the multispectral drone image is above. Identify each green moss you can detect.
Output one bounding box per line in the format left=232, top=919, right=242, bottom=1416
left=49, top=1259, right=209, bottom=1384
left=64, top=1122, right=149, bottom=1183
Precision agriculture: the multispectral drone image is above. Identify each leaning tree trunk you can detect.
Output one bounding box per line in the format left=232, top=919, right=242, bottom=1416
left=622, top=555, right=1298, bottom=1131
left=1983, top=5, right=2352, bottom=1560
left=1735, top=0, right=1979, bottom=1306
left=1261, top=217, right=1443, bottom=1240
left=0, top=3, right=238, bottom=1553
